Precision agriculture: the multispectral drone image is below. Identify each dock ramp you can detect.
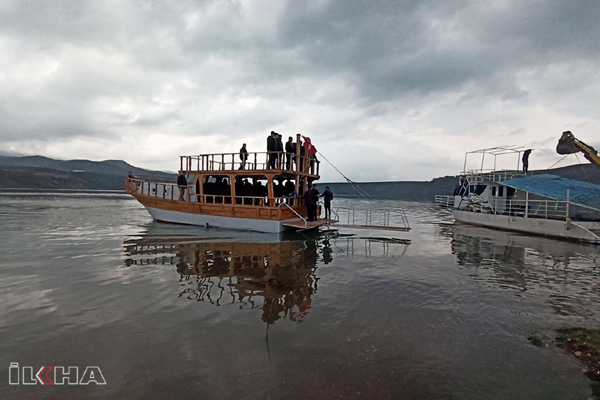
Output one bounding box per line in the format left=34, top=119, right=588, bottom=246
left=282, top=219, right=336, bottom=231
left=332, top=207, right=410, bottom=232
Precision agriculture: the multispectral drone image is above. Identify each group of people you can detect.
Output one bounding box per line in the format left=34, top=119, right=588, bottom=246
left=303, top=184, right=334, bottom=221
left=238, top=131, right=319, bottom=173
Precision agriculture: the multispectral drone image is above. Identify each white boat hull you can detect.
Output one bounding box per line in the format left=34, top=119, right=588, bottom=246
left=451, top=210, right=600, bottom=243
left=145, top=206, right=287, bottom=233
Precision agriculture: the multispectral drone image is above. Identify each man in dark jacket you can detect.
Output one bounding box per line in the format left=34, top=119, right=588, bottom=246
left=177, top=171, right=188, bottom=201
left=239, top=143, right=248, bottom=170
left=267, top=131, right=277, bottom=169
left=522, top=149, right=532, bottom=174
left=304, top=184, right=315, bottom=221
left=276, top=134, right=284, bottom=169
left=285, top=136, right=295, bottom=170
left=320, top=186, right=334, bottom=220
left=309, top=184, right=320, bottom=221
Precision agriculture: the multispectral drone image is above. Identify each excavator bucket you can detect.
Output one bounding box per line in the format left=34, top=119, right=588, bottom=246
left=556, top=131, right=580, bottom=154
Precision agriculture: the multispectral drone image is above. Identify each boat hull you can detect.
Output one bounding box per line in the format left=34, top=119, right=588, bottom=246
left=451, top=210, right=600, bottom=243
left=145, top=205, right=288, bottom=233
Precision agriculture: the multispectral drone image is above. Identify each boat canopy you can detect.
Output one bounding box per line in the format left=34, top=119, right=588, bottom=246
left=502, top=174, right=600, bottom=211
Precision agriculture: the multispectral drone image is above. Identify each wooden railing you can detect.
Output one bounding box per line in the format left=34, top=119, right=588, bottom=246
left=126, top=178, right=304, bottom=207
left=179, top=152, right=320, bottom=176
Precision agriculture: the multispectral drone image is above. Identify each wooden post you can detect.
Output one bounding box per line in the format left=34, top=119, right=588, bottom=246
left=230, top=174, right=236, bottom=202
left=267, top=175, right=274, bottom=206
left=199, top=174, right=204, bottom=203
left=296, top=133, right=302, bottom=195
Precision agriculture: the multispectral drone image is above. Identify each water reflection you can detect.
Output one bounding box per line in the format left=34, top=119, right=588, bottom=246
left=450, top=223, right=600, bottom=318
left=124, top=227, right=410, bottom=326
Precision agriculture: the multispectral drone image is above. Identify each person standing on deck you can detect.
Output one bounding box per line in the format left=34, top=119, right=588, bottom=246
left=267, top=131, right=277, bottom=169
left=310, top=184, right=320, bottom=221
left=239, top=143, right=248, bottom=170
left=522, top=149, right=532, bottom=174
left=276, top=134, right=284, bottom=169
left=285, top=136, right=295, bottom=170
left=177, top=171, right=188, bottom=201
left=320, top=186, right=334, bottom=220
left=304, top=184, right=315, bottom=221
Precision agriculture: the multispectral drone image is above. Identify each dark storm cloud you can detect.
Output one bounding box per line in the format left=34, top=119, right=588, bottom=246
left=264, top=0, right=600, bottom=101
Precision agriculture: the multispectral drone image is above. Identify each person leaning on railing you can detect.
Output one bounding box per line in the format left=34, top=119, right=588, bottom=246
left=126, top=171, right=138, bottom=192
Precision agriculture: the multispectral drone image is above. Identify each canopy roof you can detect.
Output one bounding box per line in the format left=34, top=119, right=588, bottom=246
left=502, top=174, right=600, bottom=211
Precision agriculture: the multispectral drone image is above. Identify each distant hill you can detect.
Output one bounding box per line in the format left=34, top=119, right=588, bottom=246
left=0, top=166, right=128, bottom=190
left=0, top=155, right=175, bottom=190
left=321, top=176, right=458, bottom=201
left=0, top=155, right=174, bottom=180
left=322, top=164, right=600, bottom=201
left=1, top=155, right=599, bottom=199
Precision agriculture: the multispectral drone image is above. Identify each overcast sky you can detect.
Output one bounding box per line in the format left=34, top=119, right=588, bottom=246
left=1, top=0, right=599, bottom=181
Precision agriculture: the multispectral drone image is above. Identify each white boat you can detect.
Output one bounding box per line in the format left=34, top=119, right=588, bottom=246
left=436, top=138, right=600, bottom=244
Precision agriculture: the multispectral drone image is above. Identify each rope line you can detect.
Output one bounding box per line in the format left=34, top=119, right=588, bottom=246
left=317, top=151, right=372, bottom=199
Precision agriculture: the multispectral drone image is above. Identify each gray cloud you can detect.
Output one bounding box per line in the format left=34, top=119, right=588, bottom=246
left=0, top=0, right=599, bottom=180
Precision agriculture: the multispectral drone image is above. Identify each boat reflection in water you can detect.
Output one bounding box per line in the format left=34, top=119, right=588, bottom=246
left=450, top=223, right=600, bottom=318
left=124, top=225, right=410, bottom=325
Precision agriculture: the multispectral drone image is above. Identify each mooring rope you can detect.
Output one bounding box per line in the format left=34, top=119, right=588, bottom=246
left=317, top=151, right=373, bottom=199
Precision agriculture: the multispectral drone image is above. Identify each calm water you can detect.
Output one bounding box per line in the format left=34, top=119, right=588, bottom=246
left=1, top=193, right=600, bottom=399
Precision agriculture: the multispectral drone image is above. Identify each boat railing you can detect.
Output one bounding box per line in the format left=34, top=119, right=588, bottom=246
left=126, top=177, right=304, bottom=207
left=333, top=207, right=410, bottom=231
left=279, top=202, right=307, bottom=228
left=317, top=201, right=340, bottom=223
left=435, top=195, right=456, bottom=208
left=464, top=170, right=526, bottom=184
left=179, top=152, right=320, bottom=176
left=482, top=198, right=569, bottom=219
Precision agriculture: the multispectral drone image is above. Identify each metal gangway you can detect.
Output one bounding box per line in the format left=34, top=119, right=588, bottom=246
left=331, top=207, right=410, bottom=232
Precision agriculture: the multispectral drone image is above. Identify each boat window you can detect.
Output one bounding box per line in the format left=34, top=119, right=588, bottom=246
left=273, top=175, right=297, bottom=197
left=506, top=187, right=516, bottom=197
left=203, top=175, right=232, bottom=203
left=491, top=187, right=496, bottom=196
left=474, top=185, right=486, bottom=195
left=498, top=186, right=504, bottom=197
left=233, top=176, right=269, bottom=205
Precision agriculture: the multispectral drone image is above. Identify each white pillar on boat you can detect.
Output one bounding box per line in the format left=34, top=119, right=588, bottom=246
left=525, top=191, right=529, bottom=218
left=566, top=189, right=570, bottom=218
left=480, top=150, right=486, bottom=174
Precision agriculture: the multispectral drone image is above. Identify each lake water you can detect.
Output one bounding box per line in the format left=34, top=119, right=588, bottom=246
left=1, top=192, right=599, bottom=399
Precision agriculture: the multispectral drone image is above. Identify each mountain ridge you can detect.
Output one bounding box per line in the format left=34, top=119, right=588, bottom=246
left=1, top=155, right=599, bottom=200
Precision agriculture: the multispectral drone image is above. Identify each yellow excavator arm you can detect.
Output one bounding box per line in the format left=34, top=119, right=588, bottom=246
left=556, top=131, right=600, bottom=170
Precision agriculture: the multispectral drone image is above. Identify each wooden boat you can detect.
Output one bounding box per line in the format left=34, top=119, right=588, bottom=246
left=125, top=134, right=336, bottom=233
